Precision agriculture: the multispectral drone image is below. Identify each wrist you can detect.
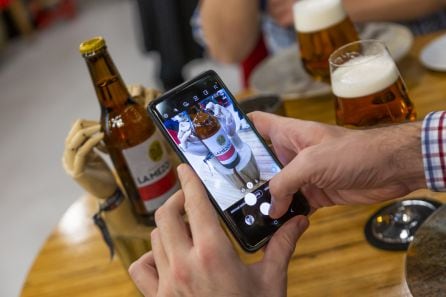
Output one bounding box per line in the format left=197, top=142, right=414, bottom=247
left=367, top=122, right=425, bottom=191
left=387, top=122, right=426, bottom=191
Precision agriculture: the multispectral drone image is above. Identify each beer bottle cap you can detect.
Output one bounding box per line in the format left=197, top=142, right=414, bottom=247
left=79, top=36, right=106, bottom=55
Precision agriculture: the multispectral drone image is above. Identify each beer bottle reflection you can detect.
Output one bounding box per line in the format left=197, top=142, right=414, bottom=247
left=79, top=36, right=179, bottom=226
left=188, top=105, right=240, bottom=169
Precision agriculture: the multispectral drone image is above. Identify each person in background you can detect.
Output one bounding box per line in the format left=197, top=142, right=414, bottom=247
left=193, top=0, right=446, bottom=84
left=128, top=111, right=445, bottom=296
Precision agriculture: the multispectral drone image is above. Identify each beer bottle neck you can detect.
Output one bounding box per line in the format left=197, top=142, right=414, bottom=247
left=191, top=109, right=221, bottom=138
left=84, top=49, right=130, bottom=109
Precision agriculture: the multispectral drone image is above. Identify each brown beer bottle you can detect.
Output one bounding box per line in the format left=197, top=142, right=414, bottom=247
left=79, top=37, right=179, bottom=226
left=189, top=105, right=240, bottom=168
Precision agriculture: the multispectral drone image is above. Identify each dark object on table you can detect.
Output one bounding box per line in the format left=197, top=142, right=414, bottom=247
left=406, top=204, right=446, bottom=297
left=364, top=198, right=442, bottom=251
left=238, top=94, right=285, bottom=116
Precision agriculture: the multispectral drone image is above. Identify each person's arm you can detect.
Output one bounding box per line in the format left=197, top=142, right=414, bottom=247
left=250, top=111, right=426, bottom=218
left=199, top=0, right=261, bottom=63
left=343, top=0, right=446, bottom=23
left=129, top=164, right=309, bottom=297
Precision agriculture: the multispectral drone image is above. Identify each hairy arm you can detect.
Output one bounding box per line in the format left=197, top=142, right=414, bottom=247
left=199, top=0, right=261, bottom=63
left=250, top=112, right=426, bottom=217
left=344, top=0, right=446, bottom=22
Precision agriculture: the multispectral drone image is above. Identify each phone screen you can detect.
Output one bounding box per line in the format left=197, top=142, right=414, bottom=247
left=150, top=71, right=308, bottom=251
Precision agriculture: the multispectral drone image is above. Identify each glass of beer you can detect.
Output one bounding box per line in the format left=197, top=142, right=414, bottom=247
left=293, top=0, right=359, bottom=83
left=329, top=40, right=416, bottom=128
left=330, top=40, right=421, bottom=249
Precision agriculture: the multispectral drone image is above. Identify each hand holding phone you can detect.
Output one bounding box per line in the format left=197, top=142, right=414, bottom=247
left=148, top=70, right=309, bottom=252
left=129, top=163, right=309, bottom=297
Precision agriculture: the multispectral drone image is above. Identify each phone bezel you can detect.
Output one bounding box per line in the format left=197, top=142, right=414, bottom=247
left=148, top=70, right=308, bottom=252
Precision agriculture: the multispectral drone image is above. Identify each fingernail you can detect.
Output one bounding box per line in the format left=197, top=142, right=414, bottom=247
left=298, top=216, right=309, bottom=231
left=269, top=197, right=276, bottom=217
left=177, top=164, right=185, bottom=176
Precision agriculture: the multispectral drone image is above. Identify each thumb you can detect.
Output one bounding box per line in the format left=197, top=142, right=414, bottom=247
left=262, top=216, right=309, bottom=277
left=269, top=145, right=321, bottom=218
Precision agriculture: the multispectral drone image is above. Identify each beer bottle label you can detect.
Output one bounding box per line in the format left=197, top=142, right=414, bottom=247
left=201, top=126, right=239, bottom=168
left=123, top=132, right=179, bottom=212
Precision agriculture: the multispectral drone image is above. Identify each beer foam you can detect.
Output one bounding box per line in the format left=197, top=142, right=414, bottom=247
left=293, top=0, right=346, bottom=33
left=331, top=54, right=400, bottom=98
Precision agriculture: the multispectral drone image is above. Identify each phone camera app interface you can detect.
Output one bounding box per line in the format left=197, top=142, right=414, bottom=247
left=156, top=78, right=294, bottom=245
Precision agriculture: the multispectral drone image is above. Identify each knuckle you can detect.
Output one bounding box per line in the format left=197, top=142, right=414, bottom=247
left=269, top=177, right=282, bottom=194
left=183, top=193, right=199, bottom=213
left=150, top=228, right=159, bottom=241
left=156, top=190, right=182, bottom=217
left=183, top=199, right=193, bottom=216
left=128, top=263, right=137, bottom=277
left=128, top=259, right=142, bottom=279
left=183, top=192, right=205, bottom=215
left=170, top=189, right=184, bottom=203
left=73, top=119, right=83, bottom=128
left=170, top=259, right=190, bottom=284
left=302, top=151, right=322, bottom=178
left=180, top=172, right=193, bottom=189
left=280, top=232, right=296, bottom=253
left=154, top=207, right=166, bottom=225
left=297, top=149, right=311, bottom=163
left=195, top=243, right=217, bottom=268
left=248, top=110, right=260, bottom=120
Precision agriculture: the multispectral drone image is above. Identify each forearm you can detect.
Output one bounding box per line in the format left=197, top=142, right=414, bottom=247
left=343, top=0, right=446, bottom=23
left=199, top=0, right=261, bottom=63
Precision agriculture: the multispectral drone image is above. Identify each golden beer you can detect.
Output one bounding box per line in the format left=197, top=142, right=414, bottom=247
left=293, top=0, right=358, bottom=83
left=334, top=77, right=416, bottom=127
left=330, top=40, right=416, bottom=128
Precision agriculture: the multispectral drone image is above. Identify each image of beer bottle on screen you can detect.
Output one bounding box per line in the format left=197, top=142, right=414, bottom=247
left=187, top=103, right=261, bottom=194
left=166, top=96, right=272, bottom=209
left=161, top=85, right=294, bottom=246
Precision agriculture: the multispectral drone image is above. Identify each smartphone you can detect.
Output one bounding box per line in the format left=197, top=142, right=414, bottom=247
left=148, top=70, right=310, bottom=252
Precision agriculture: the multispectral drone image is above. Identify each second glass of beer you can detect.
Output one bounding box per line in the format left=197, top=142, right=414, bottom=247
left=293, top=0, right=358, bottom=83
left=329, top=40, right=416, bottom=127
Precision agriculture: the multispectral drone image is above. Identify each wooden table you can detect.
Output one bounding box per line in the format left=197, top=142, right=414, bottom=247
left=21, top=31, right=446, bottom=297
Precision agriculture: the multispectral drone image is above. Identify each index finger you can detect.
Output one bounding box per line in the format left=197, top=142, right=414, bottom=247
left=269, top=153, right=313, bottom=218
left=176, top=164, right=226, bottom=244
left=154, top=190, right=193, bottom=258
left=128, top=251, right=159, bottom=297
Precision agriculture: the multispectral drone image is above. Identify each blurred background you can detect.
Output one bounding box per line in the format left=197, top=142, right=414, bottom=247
left=0, top=0, right=240, bottom=295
